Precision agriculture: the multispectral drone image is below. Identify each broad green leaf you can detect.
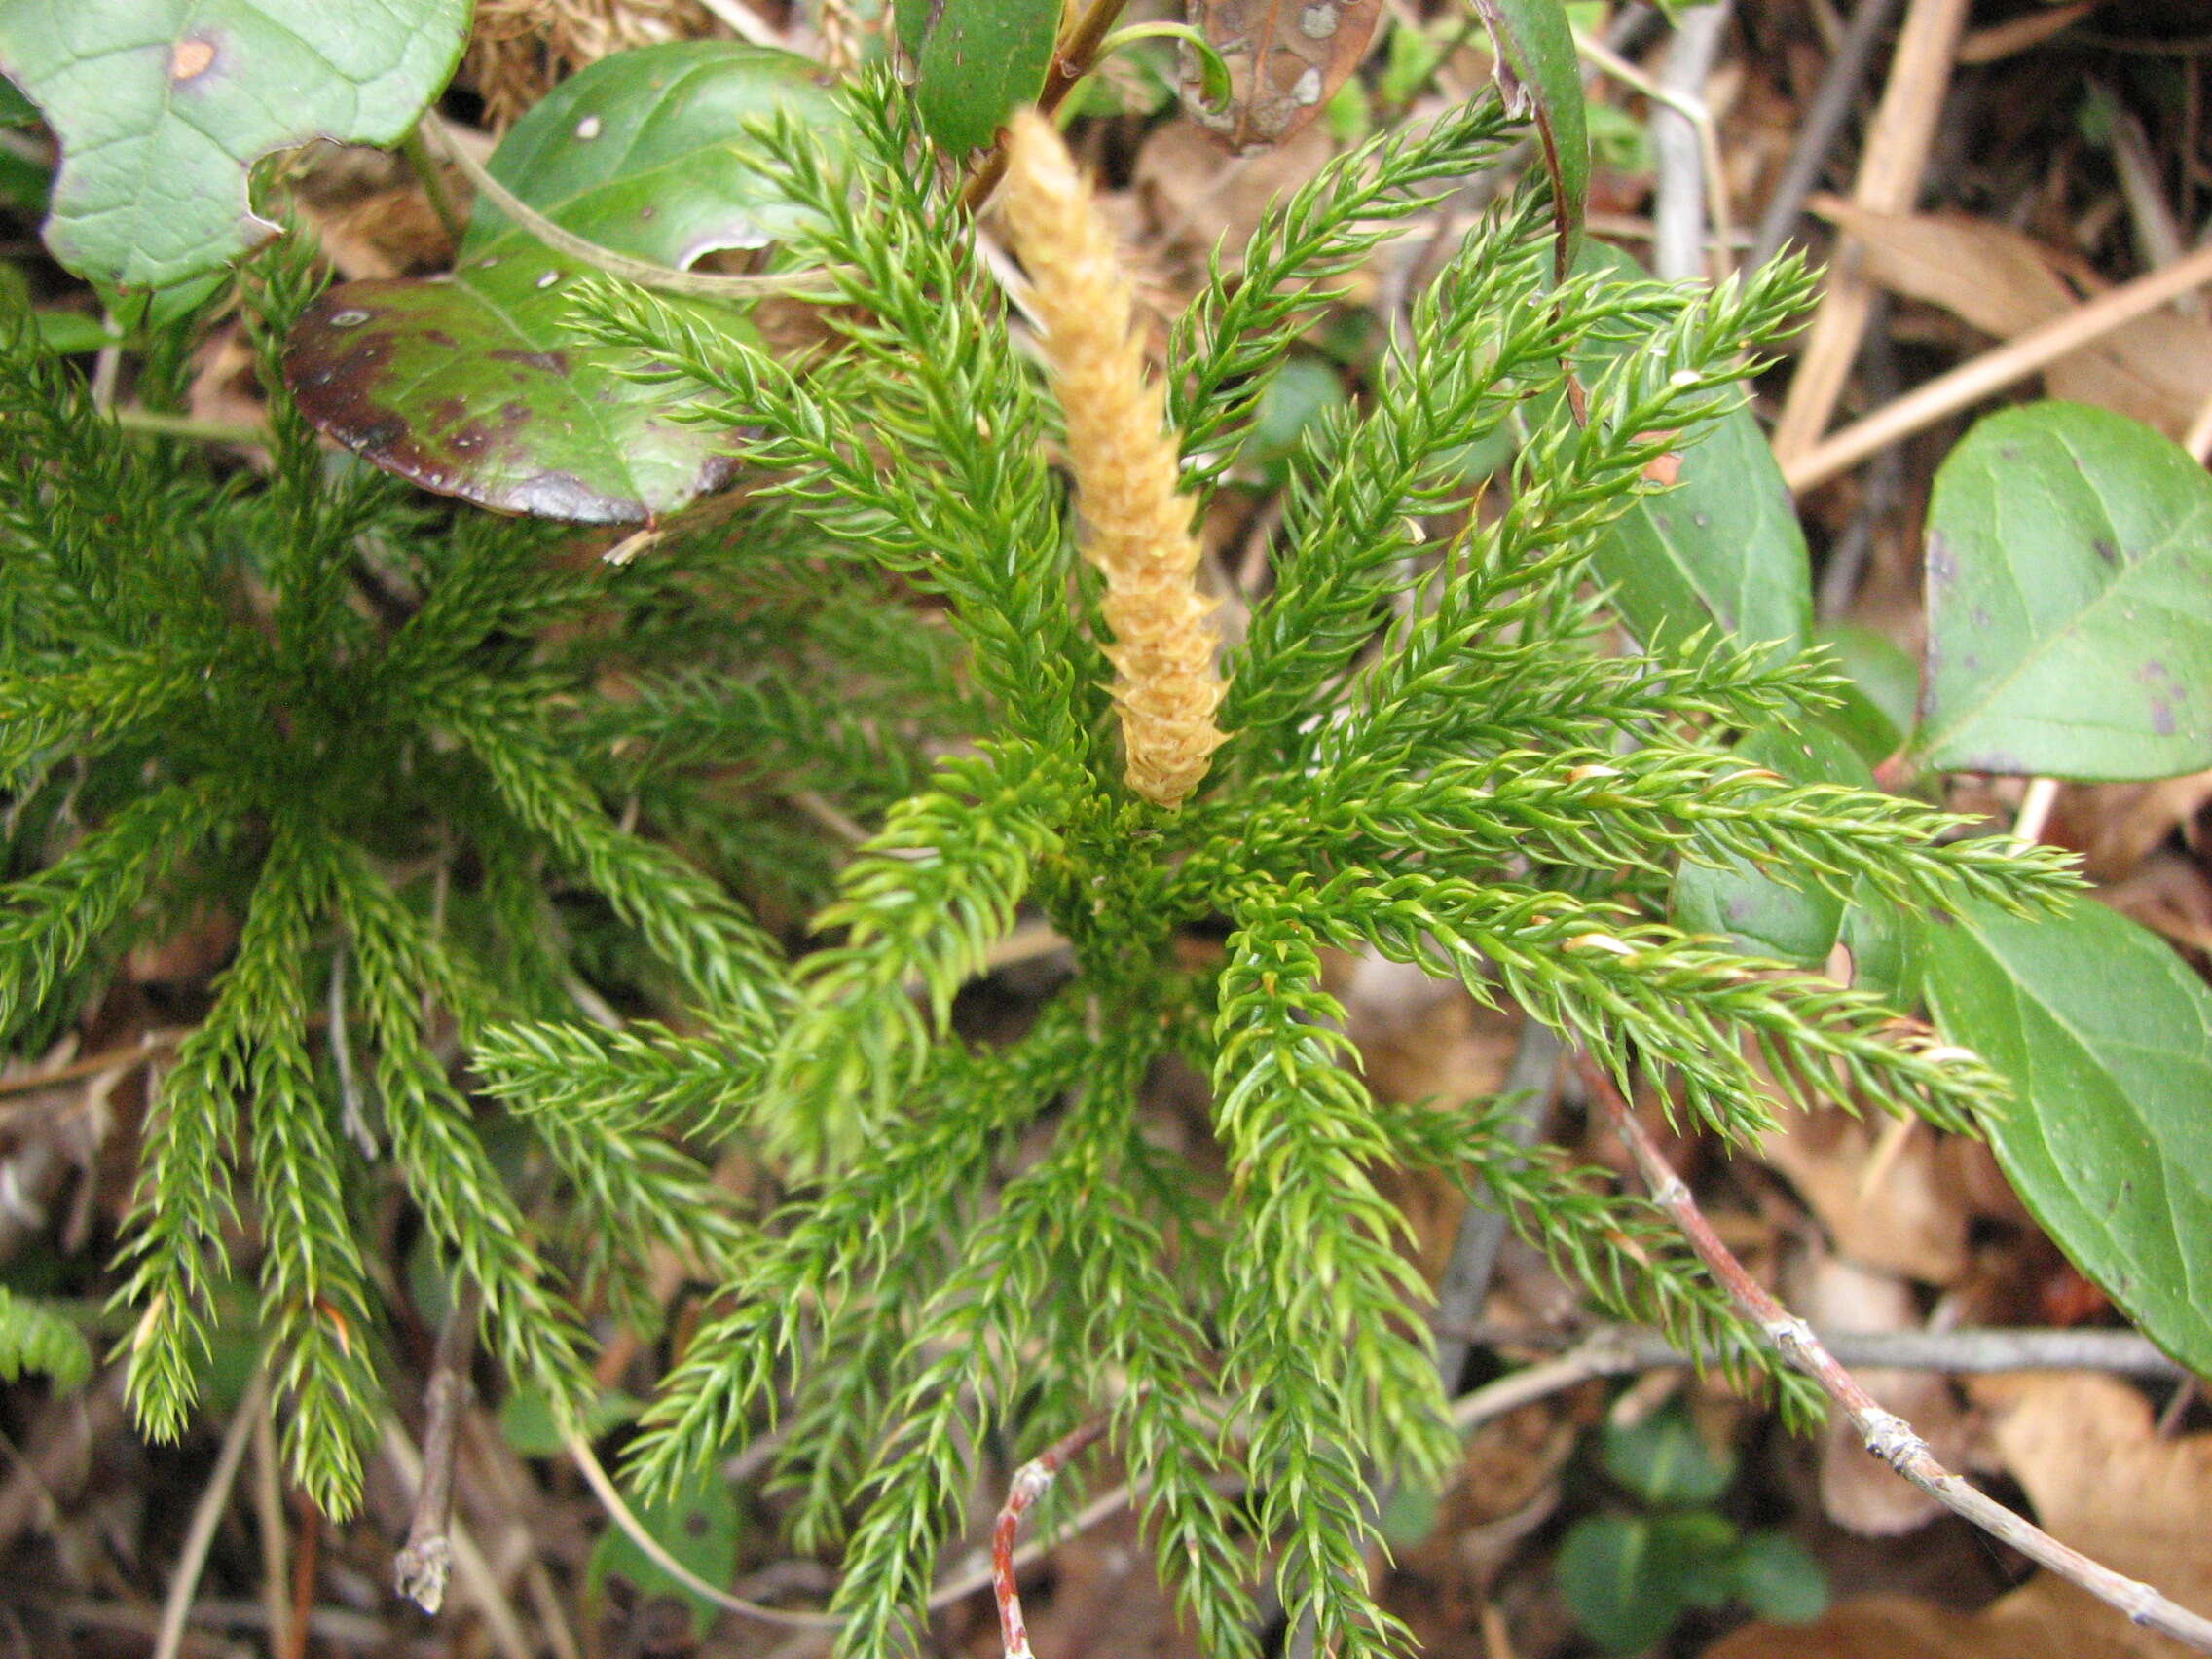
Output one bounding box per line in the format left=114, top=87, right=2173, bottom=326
left=1560, top=1510, right=1738, bottom=1654
left=1593, top=405, right=1813, bottom=658
left=1921, top=899, right=2212, bottom=1375
left=1471, top=0, right=1587, bottom=278
left=0, top=73, right=35, bottom=127
left=585, top=1466, right=744, bottom=1639
left=1914, top=402, right=2212, bottom=781
left=1601, top=1403, right=1733, bottom=1507
left=1558, top=1515, right=1685, bottom=1654
left=498, top=1385, right=642, bottom=1457
left=1816, top=622, right=1917, bottom=767
left=1729, top=1530, right=1828, bottom=1624
left=896, top=0, right=1058, bottom=155
left=0, top=0, right=467, bottom=287
left=287, top=42, right=842, bottom=523
left=1671, top=725, right=1914, bottom=999
left=1578, top=242, right=1812, bottom=657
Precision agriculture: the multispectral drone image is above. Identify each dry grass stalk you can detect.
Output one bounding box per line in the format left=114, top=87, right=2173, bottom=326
left=463, top=0, right=713, bottom=129
left=1001, top=112, right=1228, bottom=808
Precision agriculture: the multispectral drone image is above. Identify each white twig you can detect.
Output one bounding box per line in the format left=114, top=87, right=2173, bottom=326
left=1587, top=1064, right=2212, bottom=1654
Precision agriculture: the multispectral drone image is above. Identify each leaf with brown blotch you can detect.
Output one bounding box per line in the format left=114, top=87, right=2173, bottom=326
left=1179, top=0, right=1383, bottom=154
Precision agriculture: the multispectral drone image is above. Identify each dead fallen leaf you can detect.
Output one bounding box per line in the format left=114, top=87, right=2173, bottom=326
left=1791, top=1256, right=1973, bottom=1535
left=1811, top=197, right=2212, bottom=436
left=1707, top=1373, right=2212, bottom=1659
left=2048, top=772, right=2212, bottom=882
left=1133, top=120, right=1337, bottom=290
left=1757, top=1107, right=1975, bottom=1284
left=1180, top=0, right=1384, bottom=154
left=2102, top=849, right=2212, bottom=957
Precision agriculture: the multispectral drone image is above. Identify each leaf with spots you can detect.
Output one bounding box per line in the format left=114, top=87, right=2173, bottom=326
left=1181, top=0, right=1385, bottom=153
left=1921, top=898, right=2212, bottom=1376
left=1913, top=402, right=2212, bottom=781
left=285, top=41, right=844, bottom=524
left=0, top=0, right=468, bottom=286
left=1577, top=242, right=1812, bottom=660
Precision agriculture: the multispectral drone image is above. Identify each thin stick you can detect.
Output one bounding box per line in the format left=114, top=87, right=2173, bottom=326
left=1749, top=0, right=1908, bottom=270
left=418, top=113, right=838, bottom=299
left=1784, top=239, right=2212, bottom=490
left=1438, top=1319, right=2190, bottom=1380
left=249, top=1384, right=295, bottom=1659
left=1650, top=0, right=1734, bottom=282
left=153, top=1365, right=270, bottom=1659
left=994, top=1419, right=1110, bottom=1659
left=693, top=0, right=788, bottom=48
left=568, top=1433, right=842, bottom=1628
left=2012, top=776, right=2061, bottom=844
left=0, top=1028, right=185, bottom=1110
left=394, top=1286, right=479, bottom=1613
left=382, top=1419, right=534, bottom=1659
left=399, top=125, right=466, bottom=250
left=1587, top=1068, right=2212, bottom=1654
left=1576, top=32, right=1738, bottom=281
left=1771, top=0, right=1972, bottom=464
left=961, top=0, right=1132, bottom=214
left=2186, top=388, right=2212, bottom=464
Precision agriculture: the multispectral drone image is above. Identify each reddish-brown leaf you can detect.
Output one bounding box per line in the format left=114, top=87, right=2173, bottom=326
left=1179, top=0, right=1383, bottom=153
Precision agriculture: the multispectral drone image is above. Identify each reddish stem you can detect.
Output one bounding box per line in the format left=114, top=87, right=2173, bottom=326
left=993, top=1419, right=1110, bottom=1659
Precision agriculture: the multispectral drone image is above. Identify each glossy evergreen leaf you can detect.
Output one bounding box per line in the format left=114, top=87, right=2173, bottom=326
left=1672, top=725, right=1915, bottom=999
left=1730, top=1530, right=1828, bottom=1624
left=1816, top=622, right=1917, bottom=767
left=0, top=73, right=35, bottom=127
left=287, top=42, right=839, bottom=523
left=895, top=0, right=1058, bottom=154
left=1471, top=0, right=1587, bottom=278
left=1922, top=899, right=2212, bottom=1374
left=1559, top=1509, right=1741, bottom=1653
left=0, top=0, right=467, bottom=286
left=1914, top=402, right=2212, bottom=780
left=1581, top=243, right=1812, bottom=658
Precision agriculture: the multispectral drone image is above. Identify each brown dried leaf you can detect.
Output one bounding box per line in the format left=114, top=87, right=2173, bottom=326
left=1180, top=0, right=1382, bottom=154
left=1133, top=118, right=1336, bottom=288
left=1756, top=1107, right=1974, bottom=1284
left=1812, top=196, right=2212, bottom=435
left=1706, top=1374, right=2212, bottom=1659
left=1794, top=1257, right=1972, bottom=1536
left=2051, top=772, right=2212, bottom=882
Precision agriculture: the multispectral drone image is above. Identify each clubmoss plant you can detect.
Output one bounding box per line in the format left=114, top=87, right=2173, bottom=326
left=0, top=66, right=2080, bottom=1659
left=542, top=74, right=2076, bottom=1658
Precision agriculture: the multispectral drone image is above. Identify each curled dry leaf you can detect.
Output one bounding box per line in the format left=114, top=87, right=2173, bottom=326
left=1757, top=1107, right=1981, bottom=1285
left=1706, top=1373, right=2212, bottom=1659
left=1180, top=0, right=1384, bottom=153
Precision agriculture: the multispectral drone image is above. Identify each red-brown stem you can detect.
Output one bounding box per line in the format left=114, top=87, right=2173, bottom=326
left=993, top=1419, right=1110, bottom=1659
left=959, top=0, right=1131, bottom=215
left=1577, top=1059, right=2212, bottom=1654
